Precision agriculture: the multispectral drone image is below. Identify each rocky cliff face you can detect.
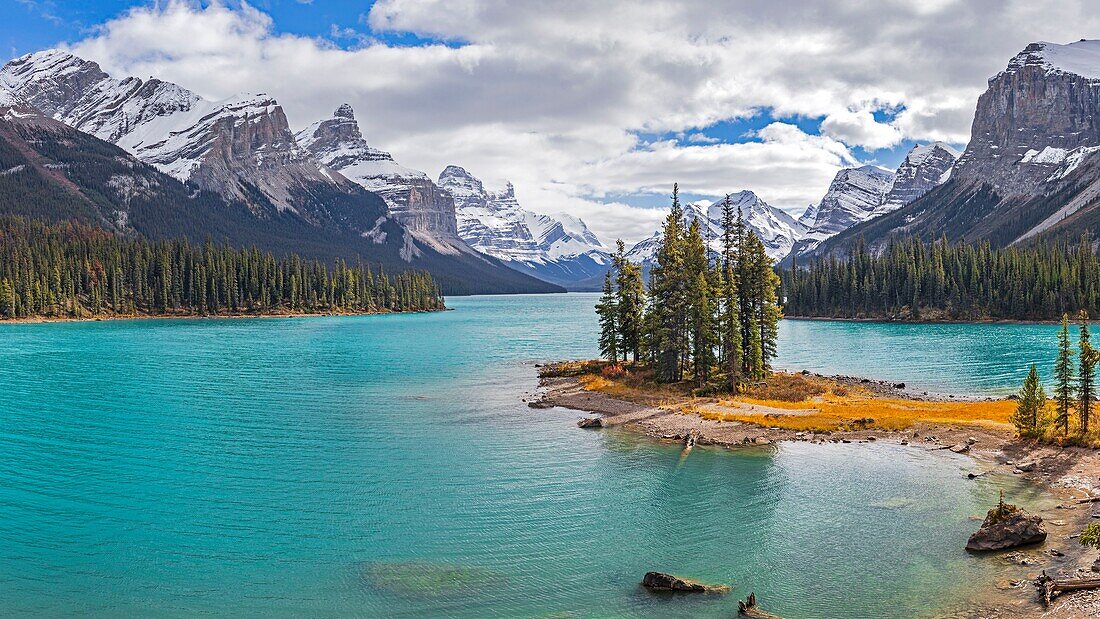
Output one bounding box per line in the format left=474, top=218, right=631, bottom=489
left=438, top=165, right=610, bottom=289
left=813, top=40, right=1100, bottom=257
left=876, top=142, right=959, bottom=215
left=954, top=40, right=1100, bottom=196
left=0, top=50, right=355, bottom=219
left=296, top=104, right=459, bottom=238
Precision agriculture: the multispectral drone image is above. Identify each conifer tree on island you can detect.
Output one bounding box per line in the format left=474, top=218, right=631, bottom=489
left=1012, top=364, right=1046, bottom=437
left=596, top=271, right=619, bottom=363
left=595, top=185, right=781, bottom=391
left=1054, top=313, right=1076, bottom=436
left=1079, top=310, right=1097, bottom=435
left=614, top=240, right=646, bottom=363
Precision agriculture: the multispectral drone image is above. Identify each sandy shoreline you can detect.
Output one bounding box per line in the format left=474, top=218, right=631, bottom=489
left=531, top=369, right=1100, bottom=618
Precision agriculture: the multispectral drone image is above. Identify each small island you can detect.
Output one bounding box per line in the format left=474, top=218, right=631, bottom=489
left=532, top=188, right=1100, bottom=616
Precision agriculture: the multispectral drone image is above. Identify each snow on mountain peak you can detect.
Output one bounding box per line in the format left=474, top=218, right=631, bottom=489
left=1006, top=40, right=1100, bottom=81
left=296, top=104, right=430, bottom=194
left=439, top=165, right=608, bottom=275
left=626, top=191, right=806, bottom=264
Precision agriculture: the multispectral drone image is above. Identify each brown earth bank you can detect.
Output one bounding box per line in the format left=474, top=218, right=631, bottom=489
left=530, top=362, right=1100, bottom=618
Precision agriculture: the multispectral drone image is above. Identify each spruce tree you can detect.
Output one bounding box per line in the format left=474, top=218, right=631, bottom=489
left=596, top=271, right=619, bottom=363
left=1080, top=310, right=1097, bottom=435
left=1054, top=313, right=1075, bottom=435
left=684, top=220, right=715, bottom=386
left=614, top=240, right=646, bottom=363
left=719, top=194, right=742, bottom=391
left=648, top=184, right=688, bottom=382
left=1012, top=364, right=1046, bottom=437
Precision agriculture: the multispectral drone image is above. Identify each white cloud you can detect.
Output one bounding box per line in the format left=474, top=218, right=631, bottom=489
left=55, top=0, right=1100, bottom=243
left=820, top=108, right=903, bottom=150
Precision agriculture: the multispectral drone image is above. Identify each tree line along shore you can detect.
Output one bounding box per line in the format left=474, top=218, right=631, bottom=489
left=782, top=235, right=1100, bottom=322
left=0, top=216, right=445, bottom=321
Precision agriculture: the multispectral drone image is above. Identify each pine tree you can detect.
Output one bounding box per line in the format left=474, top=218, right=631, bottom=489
left=684, top=220, right=715, bottom=386
left=614, top=240, right=645, bottom=363
left=719, top=194, right=742, bottom=391
left=648, top=184, right=688, bottom=382
left=596, top=271, right=619, bottom=363
left=1054, top=313, right=1075, bottom=436
left=1080, top=310, right=1097, bottom=435
left=1012, top=364, right=1046, bottom=437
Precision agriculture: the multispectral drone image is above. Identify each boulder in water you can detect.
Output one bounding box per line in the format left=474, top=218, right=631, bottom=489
left=640, top=571, right=729, bottom=593
left=577, top=417, right=602, bottom=428
left=966, top=497, right=1047, bottom=551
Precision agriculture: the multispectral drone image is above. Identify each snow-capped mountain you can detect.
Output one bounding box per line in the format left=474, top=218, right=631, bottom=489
left=0, top=49, right=562, bottom=296
left=785, top=142, right=959, bottom=264
left=296, top=104, right=461, bottom=247
left=438, top=165, right=611, bottom=289
left=874, top=142, right=959, bottom=216
left=0, top=49, right=356, bottom=217
left=625, top=190, right=806, bottom=265
left=813, top=40, right=1100, bottom=257
left=801, top=165, right=895, bottom=242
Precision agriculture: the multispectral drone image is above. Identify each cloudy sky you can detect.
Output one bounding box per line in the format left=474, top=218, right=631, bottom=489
left=6, top=0, right=1100, bottom=243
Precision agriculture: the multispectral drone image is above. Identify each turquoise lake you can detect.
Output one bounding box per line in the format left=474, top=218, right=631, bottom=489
left=0, top=293, right=1060, bottom=617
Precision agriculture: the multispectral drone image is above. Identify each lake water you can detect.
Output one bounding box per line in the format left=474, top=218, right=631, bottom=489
left=0, top=293, right=1056, bottom=617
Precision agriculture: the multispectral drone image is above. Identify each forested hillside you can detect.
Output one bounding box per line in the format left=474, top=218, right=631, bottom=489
left=0, top=106, right=559, bottom=296
left=783, top=237, right=1100, bottom=321
left=0, top=217, right=444, bottom=320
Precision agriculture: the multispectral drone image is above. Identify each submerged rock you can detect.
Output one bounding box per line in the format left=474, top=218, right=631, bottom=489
left=361, top=561, right=499, bottom=596
left=640, top=571, right=729, bottom=593
left=966, top=499, right=1047, bottom=551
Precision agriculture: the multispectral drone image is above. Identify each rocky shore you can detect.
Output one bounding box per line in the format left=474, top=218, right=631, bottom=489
left=530, top=366, right=1100, bottom=618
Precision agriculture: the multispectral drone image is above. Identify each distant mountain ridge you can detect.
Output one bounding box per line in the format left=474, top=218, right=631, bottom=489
left=624, top=191, right=806, bottom=278
left=438, top=165, right=611, bottom=290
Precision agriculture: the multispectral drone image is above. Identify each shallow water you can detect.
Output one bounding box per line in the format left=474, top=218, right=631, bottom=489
left=0, top=293, right=1055, bottom=617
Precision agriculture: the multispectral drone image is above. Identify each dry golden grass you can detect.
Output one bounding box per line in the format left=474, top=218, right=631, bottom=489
left=570, top=364, right=1017, bottom=434
left=741, top=372, right=830, bottom=402
left=691, top=395, right=1015, bottom=433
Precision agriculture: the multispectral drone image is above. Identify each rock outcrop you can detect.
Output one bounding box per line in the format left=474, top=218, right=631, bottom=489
left=640, top=572, right=729, bottom=593
left=966, top=499, right=1047, bottom=551
left=297, top=105, right=460, bottom=239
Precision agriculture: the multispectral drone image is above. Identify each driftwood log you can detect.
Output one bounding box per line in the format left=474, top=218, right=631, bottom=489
left=738, top=592, right=783, bottom=618
left=1040, top=571, right=1100, bottom=605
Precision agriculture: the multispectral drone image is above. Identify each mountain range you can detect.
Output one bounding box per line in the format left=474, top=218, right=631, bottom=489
left=4, top=40, right=1100, bottom=292
left=812, top=39, right=1100, bottom=259
left=0, top=50, right=560, bottom=295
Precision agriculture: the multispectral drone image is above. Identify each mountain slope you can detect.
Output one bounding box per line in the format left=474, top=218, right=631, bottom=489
left=814, top=40, right=1100, bottom=258
left=0, top=51, right=559, bottom=295
left=296, top=104, right=461, bottom=247
left=0, top=103, right=561, bottom=295
left=785, top=165, right=894, bottom=261
left=438, top=165, right=611, bottom=290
